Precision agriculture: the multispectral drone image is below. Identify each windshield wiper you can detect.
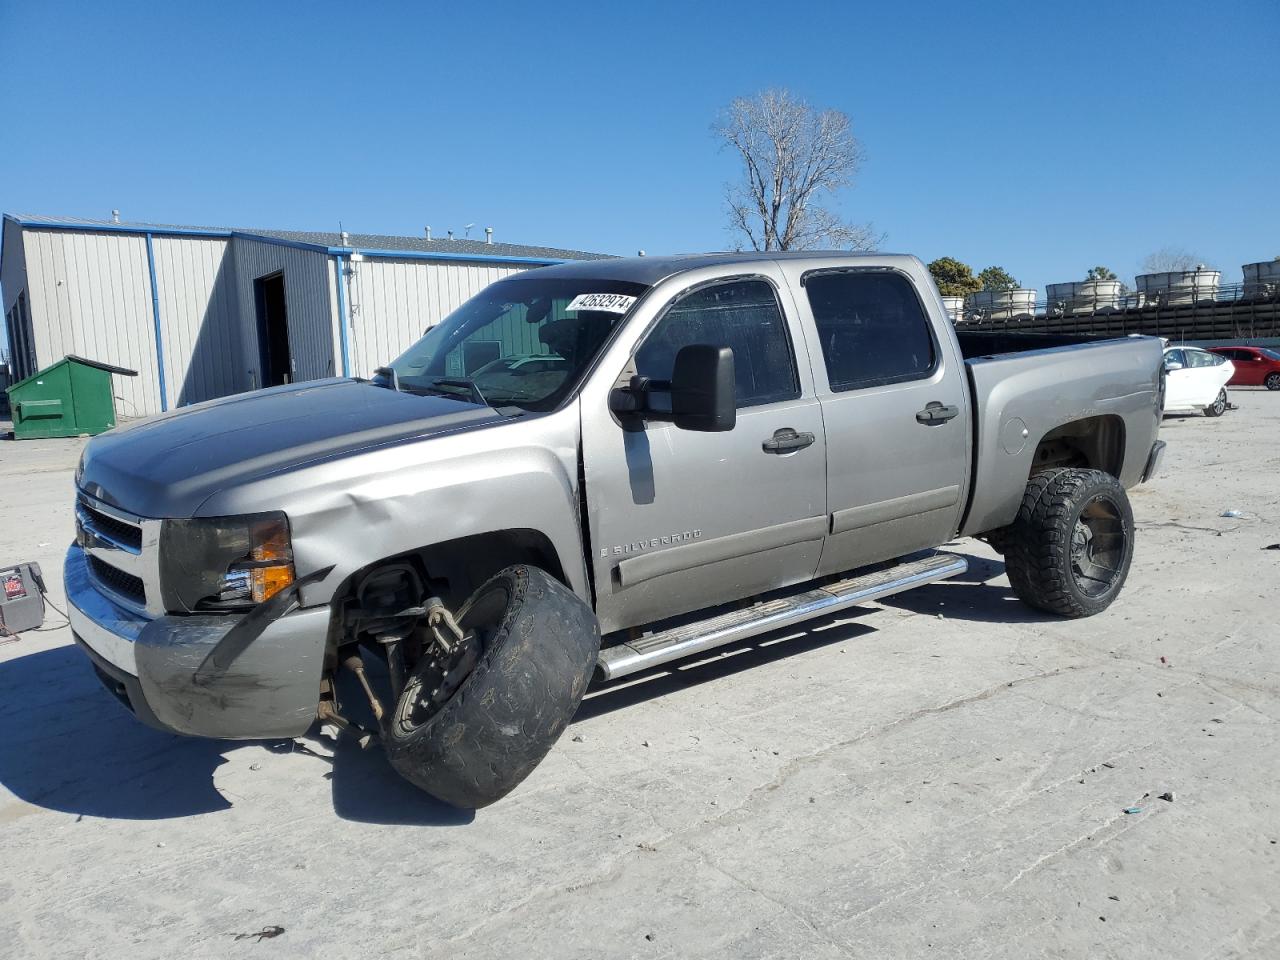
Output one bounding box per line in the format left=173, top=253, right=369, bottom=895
left=430, top=377, right=488, bottom=407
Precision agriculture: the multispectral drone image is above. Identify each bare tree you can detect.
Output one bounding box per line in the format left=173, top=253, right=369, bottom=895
left=715, top=89, right=879, bottom=251
left=1140, top=247, right=1213, bottom=274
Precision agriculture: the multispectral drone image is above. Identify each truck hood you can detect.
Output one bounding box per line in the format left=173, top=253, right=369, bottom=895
left=78, top=379, right=502, bottom=517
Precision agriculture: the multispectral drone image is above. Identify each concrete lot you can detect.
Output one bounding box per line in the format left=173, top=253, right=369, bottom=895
left=1, top=396, right=1277, bottom=960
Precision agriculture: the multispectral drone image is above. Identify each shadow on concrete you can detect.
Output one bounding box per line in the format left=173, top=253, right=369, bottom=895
left=878, top=551, right=1060, bottom=625
left=0, top=644, right=232, bottom=820
left=0, top=643, right=470, bottom=826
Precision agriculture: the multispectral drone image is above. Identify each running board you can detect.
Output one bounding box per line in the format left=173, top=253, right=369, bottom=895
left=596, top=553, right=967, bottom=682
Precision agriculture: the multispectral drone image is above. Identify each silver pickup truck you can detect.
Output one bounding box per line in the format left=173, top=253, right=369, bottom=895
left=66, top=252, right=1166, bottom=807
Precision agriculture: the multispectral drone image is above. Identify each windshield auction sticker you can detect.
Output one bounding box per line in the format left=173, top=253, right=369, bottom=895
left=566, top=293, right=637, bottom=314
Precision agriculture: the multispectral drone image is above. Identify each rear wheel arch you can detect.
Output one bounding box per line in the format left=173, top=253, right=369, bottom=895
left=1028, top=414, right=1126, bottom=481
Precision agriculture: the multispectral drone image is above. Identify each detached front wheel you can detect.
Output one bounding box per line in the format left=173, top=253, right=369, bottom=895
left=1004, top=469, right=1135, bottom=618
left=385, top=565, right=600, bottom=808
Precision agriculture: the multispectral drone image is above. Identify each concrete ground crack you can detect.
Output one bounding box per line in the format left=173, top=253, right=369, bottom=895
left=715, top=663, right=1089, bottom=816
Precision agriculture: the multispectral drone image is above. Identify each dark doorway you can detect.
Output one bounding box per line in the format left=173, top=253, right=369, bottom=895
left=253, top=272, right=292, bottom=387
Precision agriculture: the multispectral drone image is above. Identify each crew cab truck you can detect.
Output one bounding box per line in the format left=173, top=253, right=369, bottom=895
left=67, top=253, right=1167, bottom=808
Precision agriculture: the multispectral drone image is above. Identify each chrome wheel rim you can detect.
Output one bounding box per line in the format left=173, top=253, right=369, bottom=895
left=1212, top=390, right=1226, bottom=415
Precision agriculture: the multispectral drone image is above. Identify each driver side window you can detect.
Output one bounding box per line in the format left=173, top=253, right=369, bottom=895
left=634, top=279, right=799, bottom=408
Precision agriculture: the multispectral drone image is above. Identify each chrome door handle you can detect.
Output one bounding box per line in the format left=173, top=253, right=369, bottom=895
left=762, top=428, right=816, bottom=453
left=916, top=401, right=960, bottom=425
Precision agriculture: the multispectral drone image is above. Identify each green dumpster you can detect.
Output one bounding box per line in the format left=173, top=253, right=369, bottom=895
left=6, top=355, right=138, bottom=440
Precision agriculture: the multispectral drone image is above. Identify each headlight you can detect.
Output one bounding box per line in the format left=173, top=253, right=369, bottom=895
left=159, top=512, right=296, bottom=613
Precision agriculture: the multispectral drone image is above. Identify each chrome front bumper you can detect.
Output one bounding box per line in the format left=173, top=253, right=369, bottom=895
left=65, top=545, right=331, bottom=739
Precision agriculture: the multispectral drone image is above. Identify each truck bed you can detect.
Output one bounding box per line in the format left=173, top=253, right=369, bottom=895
left=955, top=332, right=1164, bottom=538
left=955, top=330, right=1116, bottom=359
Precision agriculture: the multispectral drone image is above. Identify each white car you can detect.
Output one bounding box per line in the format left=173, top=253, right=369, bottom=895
left=1162, top=346, right=1233, bottom=417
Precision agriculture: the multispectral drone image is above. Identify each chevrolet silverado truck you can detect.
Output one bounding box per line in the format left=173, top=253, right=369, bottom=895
left=67, top=253, right=1167, bottom=807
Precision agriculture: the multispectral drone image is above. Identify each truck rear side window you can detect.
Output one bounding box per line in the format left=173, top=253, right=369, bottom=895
left=635, top=279, right=800, bottom=408
left=804, top=271, right=937, bottom=391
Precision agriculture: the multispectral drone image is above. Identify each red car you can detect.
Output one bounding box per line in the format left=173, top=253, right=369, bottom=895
left=1208, top=346, right=1280, bottom=390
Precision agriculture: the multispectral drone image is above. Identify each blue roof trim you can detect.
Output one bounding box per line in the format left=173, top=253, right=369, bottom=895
left=4, top=217, right=566, bottom=265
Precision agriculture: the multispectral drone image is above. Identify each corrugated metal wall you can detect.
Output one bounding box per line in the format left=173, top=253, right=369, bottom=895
left=151, top=236, right=242, bottom=407
left=231, top=238, right=338, bottom=388
left=1, top=220, right=34, bottom=378
left=344, top=257, right=530, bottom=377
left=1, top=220, right=27, bottom=317
left=5, top=224, right=565, bottom=417
left=20, top=229, right=163, bottom=416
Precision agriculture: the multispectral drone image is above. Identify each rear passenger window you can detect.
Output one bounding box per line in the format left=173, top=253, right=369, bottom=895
left=635, top=279, right=799, bottom=408
left=804, top=271, right=937, bottom=390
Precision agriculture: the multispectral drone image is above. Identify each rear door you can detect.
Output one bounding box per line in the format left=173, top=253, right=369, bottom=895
left=778, top=262, right=970, bottom=576
left=1184, top=348, right=1233, bottom=401
left=580, top=266, right=827, bottom=634
left=1163, top=349, right=1192, bottom=408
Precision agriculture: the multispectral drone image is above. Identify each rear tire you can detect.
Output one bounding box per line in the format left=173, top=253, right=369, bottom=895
left=1204, top=388, right=1227, bottom=417
left=1004, top=469, right=1135, bottom=618
left=384, top=565, right=600, bottom=808
left=1265, top=372, right=1280, bottom=391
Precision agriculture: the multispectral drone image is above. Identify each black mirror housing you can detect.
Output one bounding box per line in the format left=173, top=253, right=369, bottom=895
left=671, top=344, right=736, bottom=432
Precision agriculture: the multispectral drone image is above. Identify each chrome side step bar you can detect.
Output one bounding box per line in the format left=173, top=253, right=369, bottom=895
left=596, top=553, right=967, bottom=682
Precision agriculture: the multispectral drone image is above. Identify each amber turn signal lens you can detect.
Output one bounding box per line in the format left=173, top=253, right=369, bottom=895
left=251, top=517, right=292, bottom=563
left=251, top=564, right=295, bottom=603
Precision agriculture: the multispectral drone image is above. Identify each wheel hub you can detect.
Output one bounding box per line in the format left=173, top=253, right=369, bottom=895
left=1071, top=521, right=1093, bottom=565
left=1070, top=495, right=1126, bottom=598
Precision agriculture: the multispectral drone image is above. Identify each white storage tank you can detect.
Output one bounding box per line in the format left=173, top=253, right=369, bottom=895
left=1046, top=279, right=1123, bottom=315
left=1135, top=266, right=1219, bottom=305
left=941, top=296, right=965, bottom=323
left=1242, top=260, right=1280, bottom=298
left=965, top=288, right=1037, bottom=321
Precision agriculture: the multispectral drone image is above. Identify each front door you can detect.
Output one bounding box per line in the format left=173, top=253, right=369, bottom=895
left=254, top=272, right=293, bottom=387
left=778, top=263, right=970, bottom=576
left=581, top=269, right=827, bottom=634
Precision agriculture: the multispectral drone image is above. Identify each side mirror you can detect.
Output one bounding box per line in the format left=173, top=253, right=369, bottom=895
left=671, top=344, right=736, bottom=432
left=1163, top=360, right=1183, bottom=371
left=608, top=344, right=737, bottom=432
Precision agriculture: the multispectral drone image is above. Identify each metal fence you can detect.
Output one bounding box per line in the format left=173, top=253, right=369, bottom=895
left=956, top=279, right=1280, bottom=340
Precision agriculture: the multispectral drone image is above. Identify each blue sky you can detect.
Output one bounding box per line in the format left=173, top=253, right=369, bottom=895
left=1, top=0, right=1277, bottom=295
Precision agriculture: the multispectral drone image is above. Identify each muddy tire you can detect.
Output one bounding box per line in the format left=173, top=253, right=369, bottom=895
left=1203, top=388, right=1227, bottom=417
left=384, top=566, right=600, bottom=808
left=1004, top=468, right=1135, bottom=618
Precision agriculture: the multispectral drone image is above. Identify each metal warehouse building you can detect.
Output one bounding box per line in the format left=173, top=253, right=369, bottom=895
left=1, top=214, right=605, bottom=417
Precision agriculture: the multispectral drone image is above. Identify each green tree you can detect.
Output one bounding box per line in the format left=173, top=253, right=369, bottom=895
left=927, top=257, right=981, bottom=297
left=978, top=265, right=1019, bottom=292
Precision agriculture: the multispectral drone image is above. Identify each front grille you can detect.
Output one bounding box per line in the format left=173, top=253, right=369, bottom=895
left=79, top=498, right=143, bottom=551
left=87, top=555, right=146, bottom=607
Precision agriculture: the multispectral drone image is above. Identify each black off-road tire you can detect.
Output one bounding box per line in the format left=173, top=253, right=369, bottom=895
left=1203, top=388, right=1228, bottom=417
left=1265, top=372, right=1280, bottom=391
left=384, top=565, right=600, bottom=808
left=1004, top=468, right=1135, bottom=618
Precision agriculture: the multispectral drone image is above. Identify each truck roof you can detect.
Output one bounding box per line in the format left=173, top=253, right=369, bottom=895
left=530, top=251, right=921, bottom=287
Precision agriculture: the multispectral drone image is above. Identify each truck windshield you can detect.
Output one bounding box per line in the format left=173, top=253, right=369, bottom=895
left=385, top=276, right=649, bottom=412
